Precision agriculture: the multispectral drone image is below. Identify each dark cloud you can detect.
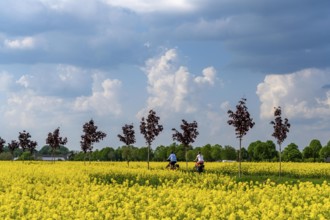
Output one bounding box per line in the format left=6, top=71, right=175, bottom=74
left=322, top=84, right=330, bottom=90
left=172, top=0, right=330, bottom=73
left=0, top=0, right=329, bottom=73
left=0, top=0, right=149, bottom=68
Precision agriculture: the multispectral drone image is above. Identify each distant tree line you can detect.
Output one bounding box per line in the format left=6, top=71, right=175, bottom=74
left=57, top=138, right=330, bottom=163
left=1, top=138, right=330, bottom=163
left=67, top=139, right=330, bottom=162
left=247, top=139, right=330, bottom=162
left=0, top=145, right=69, bottom=161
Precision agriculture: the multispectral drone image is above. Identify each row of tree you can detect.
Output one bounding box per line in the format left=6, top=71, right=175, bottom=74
left=2, top=138, right=329, bottom=163
left=0, top=98, right=314, bottom=177
left=0, top=130, right=38, bottom=160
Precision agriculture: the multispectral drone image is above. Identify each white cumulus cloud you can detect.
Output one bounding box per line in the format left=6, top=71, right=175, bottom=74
left=4, top=91, right=64, bottom=128
left=138, top=48, right=220, bottom=120
left=16, top=75, right=33, bottom=88
left=194, top=66, right=216, bottom=85
left=102, top=0, right=195, bottom=13
left=4, top=37, right=36, bottom=49
left=256, top=68, right=330, bottom=119
left=141, top=48, right=195, bottom=115
left=73, top=74, right=122, bottom=116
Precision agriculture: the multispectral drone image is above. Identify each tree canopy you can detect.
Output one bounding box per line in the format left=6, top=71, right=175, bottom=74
left=80, top=119, right=107, bottom=154
left=172, top=119, right=199, bottom=168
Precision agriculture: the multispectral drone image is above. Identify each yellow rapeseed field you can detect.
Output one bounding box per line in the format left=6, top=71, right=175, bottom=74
left=0, top=161, right=329, bottom=219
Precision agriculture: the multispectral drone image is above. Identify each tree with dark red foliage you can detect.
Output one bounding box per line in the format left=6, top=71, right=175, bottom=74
left=80, top=119, right=107, bottom=162
left=140, top=110, right=163, bottom=169
left=46, top=127, right=68, bottom=163
left=118, top=124, right=136, bottom=167
left=18, top=130, right=38, bottom=159
left=270, top=106, right=290, bottom=177
left=227, top=98, right=255, bottom=177
left=8, top=140, right=19, bottom=160
left=172, top=119, right=199, bottom=169
left=0, top=137, right=5, bottom=154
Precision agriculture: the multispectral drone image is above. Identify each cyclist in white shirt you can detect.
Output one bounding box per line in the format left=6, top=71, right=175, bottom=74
left=195, top=152, right=204, bottom=165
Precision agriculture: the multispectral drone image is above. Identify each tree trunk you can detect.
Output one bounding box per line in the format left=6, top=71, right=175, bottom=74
left=147, top=144, right=150, bottom=170
left=185, top=145, right=188, bottom=170
left=22, top=150, right=25, bottom=163
left=11, top=152, right=14, bottom=162
left=52, top=149, right=55, bottom=163
left=279, top=144, right=282, bottom=177
left=238, top=138, right=242, bottom=178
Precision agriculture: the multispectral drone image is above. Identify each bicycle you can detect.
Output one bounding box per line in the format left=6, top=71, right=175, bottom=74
left=194, top=162, right=204, bottom=173
left=166, top=161, right=180, bottom=170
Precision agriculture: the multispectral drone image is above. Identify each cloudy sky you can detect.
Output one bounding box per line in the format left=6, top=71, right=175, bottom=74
left=1, top=0, right=330, bottom=151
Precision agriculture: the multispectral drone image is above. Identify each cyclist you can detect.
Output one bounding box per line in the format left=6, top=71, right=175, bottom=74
left=166, top=151, right=177, bottom=169
left=195, top=152, right=204, bottom=166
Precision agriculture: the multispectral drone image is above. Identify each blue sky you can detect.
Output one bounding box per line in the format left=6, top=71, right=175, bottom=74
left=1, top=0, right=330, bottom=151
